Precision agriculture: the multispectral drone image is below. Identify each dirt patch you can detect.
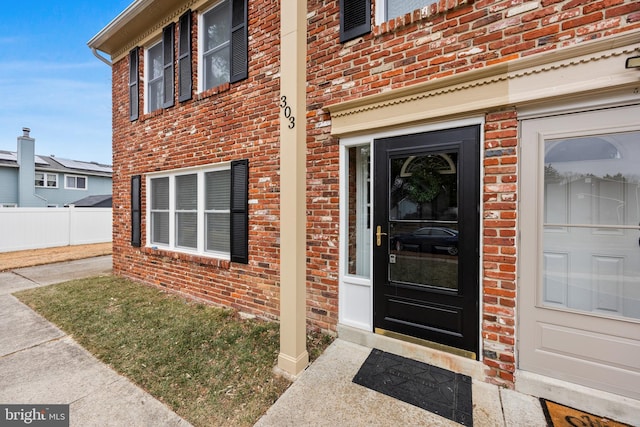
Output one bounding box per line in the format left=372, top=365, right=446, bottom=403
left=0, top=243, right=112, bottom=272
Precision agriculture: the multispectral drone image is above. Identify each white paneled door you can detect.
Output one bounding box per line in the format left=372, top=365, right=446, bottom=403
left=520, top=104, right=640, bottom=399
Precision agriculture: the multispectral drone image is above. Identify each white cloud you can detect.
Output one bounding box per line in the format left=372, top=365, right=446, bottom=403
left=0, top=59, right=112, bottom=164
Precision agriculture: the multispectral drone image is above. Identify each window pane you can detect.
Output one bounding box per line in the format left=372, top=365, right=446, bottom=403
left=148, top=43, right=163, bottom=79
left=202, top=1, right=230, bottom=90
left=389, top=152, right=459, bottom=290
left=176, top=174, right=197, bottom=210
left=205, top=170, right=230, bottom=210
left=177, top=212, right=198, bottom=248
left=543, top=131, right=640, bottom=320
left=151, top=212, right=169, bottom=244
left=148, top=79, right=162, bottom=112
left=66, top=176, right=75, bottom=188
left=204, top=47, right=230, bottom=90
left=77, top=177, right=86, bottom=189
left=206, top=212, right=230, bottom=252
left=151, top=177, right=169, bottom=209
left=203, top=2, right=230, bottom=51
left=47, top=175, right=57, bottom=187
left=347, top=146, right=371, bottom=277
left=147, top=42, right=163, bottom=112
left=35, top=173, right=44, bottom=187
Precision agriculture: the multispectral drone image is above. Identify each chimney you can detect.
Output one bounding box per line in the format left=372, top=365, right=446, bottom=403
left=17, top=127, right=40, bottom=207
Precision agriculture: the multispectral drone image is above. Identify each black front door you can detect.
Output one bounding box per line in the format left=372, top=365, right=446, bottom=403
left=373, top=125, right=480, bottom=357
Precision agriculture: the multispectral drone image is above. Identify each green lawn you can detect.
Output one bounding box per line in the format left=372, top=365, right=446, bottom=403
left=15, top=276, right=333, bottom=427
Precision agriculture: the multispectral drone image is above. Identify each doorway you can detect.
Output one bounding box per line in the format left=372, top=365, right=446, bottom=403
left=373, top=125, right=480, bottom=357
left=520, top=104, right=640, bottom=399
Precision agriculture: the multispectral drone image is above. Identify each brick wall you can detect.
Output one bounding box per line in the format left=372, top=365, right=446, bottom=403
left=481, top=109, right=518, bottom=387
left=111, top=0, right=640, bottom=387
left=112, top=0, right=286, bottom=323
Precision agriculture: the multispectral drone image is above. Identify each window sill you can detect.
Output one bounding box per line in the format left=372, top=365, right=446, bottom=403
left=372, top=0, right=469, bottom=38
left=196, top=82, right=231, bottom=102
left=140, top=108, right=164, bottom=122
left=141, top=246, right=231, bottom=269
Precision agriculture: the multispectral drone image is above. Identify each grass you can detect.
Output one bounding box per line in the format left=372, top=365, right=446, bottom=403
left=15, top=276, right=333, bottom=427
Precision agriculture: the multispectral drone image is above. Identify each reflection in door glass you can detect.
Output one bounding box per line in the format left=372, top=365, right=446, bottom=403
left=388, top=152, right=459, bottom=290
left=543, top=131, right=640, bottom=319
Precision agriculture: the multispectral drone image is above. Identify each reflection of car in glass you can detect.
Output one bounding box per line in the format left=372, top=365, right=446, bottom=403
left=391, top=227, right=459, bottom=255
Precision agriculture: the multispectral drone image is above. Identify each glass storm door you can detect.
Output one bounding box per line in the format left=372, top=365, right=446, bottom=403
left=520, top=104, right=640, bottom=399
left=373, top=125, right=480, bottom=357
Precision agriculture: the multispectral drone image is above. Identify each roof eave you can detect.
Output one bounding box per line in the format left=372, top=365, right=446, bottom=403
left=86, top=0, right=155, bottom=56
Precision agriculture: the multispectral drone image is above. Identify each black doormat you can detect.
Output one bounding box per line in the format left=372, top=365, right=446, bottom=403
left=353, top=349, right=473, bottom=426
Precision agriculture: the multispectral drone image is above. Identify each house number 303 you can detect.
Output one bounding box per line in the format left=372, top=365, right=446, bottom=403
left=279, top=96, right=295, bottom=129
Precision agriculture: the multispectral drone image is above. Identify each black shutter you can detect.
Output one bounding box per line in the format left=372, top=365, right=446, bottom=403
left=230, top=159, right=248, bottom=263
left=230, top=0, right=248, bottom=83
left=129, top=47, right=139, bottom=121
left=162, top=23, right=175, bottom=108
left=131, top=175, right=142, bottom=247
left=178, top=10, right=192, bottom=102
left=340, top=0, right=371, bottom=43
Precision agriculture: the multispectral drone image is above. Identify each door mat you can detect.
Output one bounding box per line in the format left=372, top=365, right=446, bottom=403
left=541, top=399, right=633, bottom=427
left=353, top=349, right=473, bottom=426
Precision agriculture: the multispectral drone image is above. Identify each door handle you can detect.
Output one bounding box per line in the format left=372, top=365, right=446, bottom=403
left=376, top=225, right=387, bottom=247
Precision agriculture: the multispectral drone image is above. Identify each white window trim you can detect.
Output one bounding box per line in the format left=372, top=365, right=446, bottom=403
left=375, top=0, right=437, bottom=24
left=197, top=0, right=230, bottom=94
left=144, top=38, right=163, bottom=114
left=64, top=174, right=87, bottom=190
left=146, top=163, right=231, bottom=259
left=35, top=172, right=58, bottom=188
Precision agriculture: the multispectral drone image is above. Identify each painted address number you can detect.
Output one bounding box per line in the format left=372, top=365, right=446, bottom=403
left=279, top=96, right=296, bottom=129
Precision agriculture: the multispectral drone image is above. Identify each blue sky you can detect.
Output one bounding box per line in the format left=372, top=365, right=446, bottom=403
left=0, top=1, right=133, bottom=165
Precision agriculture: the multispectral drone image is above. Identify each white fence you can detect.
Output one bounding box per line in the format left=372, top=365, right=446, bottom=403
left=0, top=207, right=112, bottom=253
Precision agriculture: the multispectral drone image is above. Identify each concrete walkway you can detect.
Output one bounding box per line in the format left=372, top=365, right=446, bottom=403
left=0, top=256, right=191, bottom=427
left=3, top=255, right=632, bottom=426
left=256, top=338, right=548, bottom=427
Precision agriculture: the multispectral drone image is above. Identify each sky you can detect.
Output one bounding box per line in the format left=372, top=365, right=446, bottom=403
left=0, top=1, right=134, bottom=166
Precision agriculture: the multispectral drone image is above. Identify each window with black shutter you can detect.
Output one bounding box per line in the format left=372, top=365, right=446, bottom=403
left=178, top=10, right=192, bottom=102
left=131, top=175, right=142, bottom=247
left=339, top=0, right=371, bottom=43
left=129, top=47, right=139, bottom=121
left=163, top=23, right=175, bottom=108
left=146, top=161, right=249, bottom=263
left=200, top=0, right=248, bottom=91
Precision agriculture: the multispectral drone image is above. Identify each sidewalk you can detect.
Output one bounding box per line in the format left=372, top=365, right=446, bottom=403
left=0, top=256, right=192, bottom=427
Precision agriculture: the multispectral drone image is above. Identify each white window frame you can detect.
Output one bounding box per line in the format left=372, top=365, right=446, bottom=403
left=198, top=0, right=231, bottom=93
left=35, top=172, right=58, bottom=188
left=146, top=163, right=231, bottom=259
left=376, top=0, right=437, bottom=24
left=64, top=174, right=87, bottom=190
left=145, top=39, right=164, bottom=114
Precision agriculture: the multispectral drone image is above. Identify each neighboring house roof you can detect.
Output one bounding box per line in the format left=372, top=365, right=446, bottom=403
left=0, top=150, right=112, bottom=177
left=68, top=194, right=112, bottom=207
